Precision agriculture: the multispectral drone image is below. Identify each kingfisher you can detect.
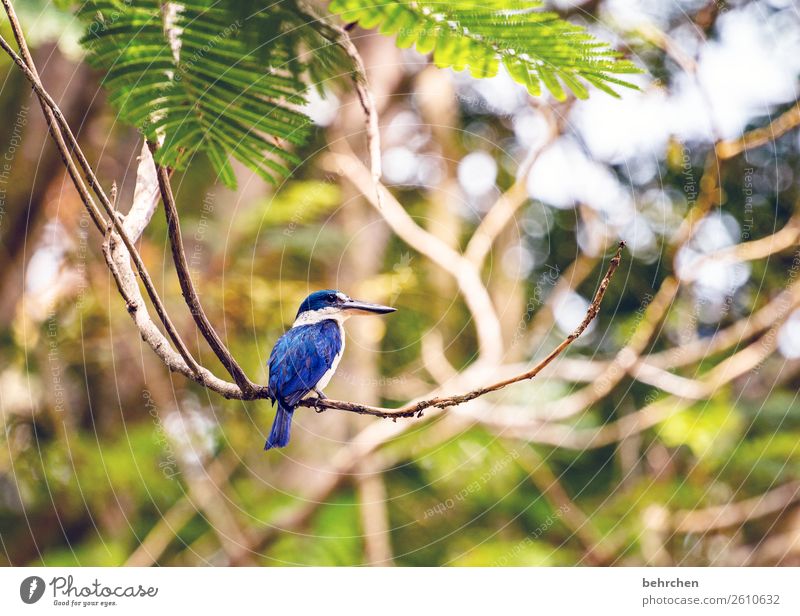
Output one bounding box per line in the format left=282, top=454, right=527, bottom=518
left=265, top=289, right=396, bottom=450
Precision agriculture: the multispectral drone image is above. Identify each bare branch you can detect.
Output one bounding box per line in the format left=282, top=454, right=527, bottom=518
left=524, top=252, right=599, bottom=351
left=150, top=144, right=260, bottom=395
left=299, top=242, right=624, bottom=417
left=464, top=106, right=558, bottom=268
left=671, top=481, right=800, bottom=534
left=125, top=499, right=196, bottom=567
left=647, top=278, right=800, bottom=370
left=716, top=103, right=800, bottom=160
left=679, top=215, right=800, bottom=283
left=324, top=147, right=505, bottom=363
left=332, top=24, right=384, bottom=208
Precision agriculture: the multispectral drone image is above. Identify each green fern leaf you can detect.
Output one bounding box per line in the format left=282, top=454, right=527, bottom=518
left=328, top=0, right=641, bottom=100
left=77, top=0, right=352, bottom=188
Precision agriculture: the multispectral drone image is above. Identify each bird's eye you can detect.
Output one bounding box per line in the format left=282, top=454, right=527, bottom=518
left=326, top=293, right=336, bottom=301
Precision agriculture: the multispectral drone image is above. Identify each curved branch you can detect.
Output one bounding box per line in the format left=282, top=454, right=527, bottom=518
left=151, top=145, right=260, bottom=395
left=464, top=105, right=558, bottom=268
left=298, top=242, right=624, bottom=417
left=716, top=103, right=800, bottom=160
left=678, top=215, right=800, bottom=283
left=324, top=147, right=505, bottom=363
left=647, top=277, right=800, bottom=370
left=670, top=481, right=800, bottom=534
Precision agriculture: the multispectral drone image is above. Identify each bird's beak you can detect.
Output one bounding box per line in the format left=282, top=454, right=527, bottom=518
left=341, top=299, right=397, bottom=315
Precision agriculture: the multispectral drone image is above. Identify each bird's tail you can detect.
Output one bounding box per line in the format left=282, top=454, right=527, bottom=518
left=265, top=402, right=294, bottom=450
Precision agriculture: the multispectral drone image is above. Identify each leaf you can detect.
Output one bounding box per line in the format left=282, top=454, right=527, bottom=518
left=77, top=0, right=354, bottom=188
left=328, top=0, right=642, bottom=99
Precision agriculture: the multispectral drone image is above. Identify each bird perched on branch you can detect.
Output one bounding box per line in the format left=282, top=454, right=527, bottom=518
left=265, top=290, right=396, bottom=450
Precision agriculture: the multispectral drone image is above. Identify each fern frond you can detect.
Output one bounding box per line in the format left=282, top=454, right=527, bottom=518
left=77, top=0, right=353, bottom=188
left=327, top=0, right=641, bottom=100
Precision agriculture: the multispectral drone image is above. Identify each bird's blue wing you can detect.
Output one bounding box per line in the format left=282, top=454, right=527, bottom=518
left=268, top=321, right=342, bottom=407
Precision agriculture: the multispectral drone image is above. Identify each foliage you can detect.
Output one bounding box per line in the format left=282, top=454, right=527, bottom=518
left=75, top=0, right=637, bottom=189
left=329, top=0, right=640, bottom=100
left=77, top=0, right=351, bottom=188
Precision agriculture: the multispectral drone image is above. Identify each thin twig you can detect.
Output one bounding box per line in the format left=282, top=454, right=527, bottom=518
left=333, top=24, right=383, bottom=208
left=297, top=242, right=625, bottom=417
left=538, top=277, right=678, bottom=421
left=150, top=143, right=259, bottom=394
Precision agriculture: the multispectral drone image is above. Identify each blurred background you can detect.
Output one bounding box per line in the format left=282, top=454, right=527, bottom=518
left=1, top=0, right=800, bottom=566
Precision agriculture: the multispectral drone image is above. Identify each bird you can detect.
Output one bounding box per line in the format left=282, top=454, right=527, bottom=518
left=265, top=289, right=396, bottom=450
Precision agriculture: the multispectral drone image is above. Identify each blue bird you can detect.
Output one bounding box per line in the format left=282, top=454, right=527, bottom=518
left=265, top=290, right=396, bottom=450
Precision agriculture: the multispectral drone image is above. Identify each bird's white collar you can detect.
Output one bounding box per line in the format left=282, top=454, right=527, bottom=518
left=292, top=307, right=350, bottom=328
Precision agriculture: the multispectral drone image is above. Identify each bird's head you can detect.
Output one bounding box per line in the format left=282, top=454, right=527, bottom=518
left=294, top=289, right=396, bottom=324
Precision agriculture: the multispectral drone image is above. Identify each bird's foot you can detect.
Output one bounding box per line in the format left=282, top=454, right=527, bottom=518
left=313, top=391, right=327, bottom=413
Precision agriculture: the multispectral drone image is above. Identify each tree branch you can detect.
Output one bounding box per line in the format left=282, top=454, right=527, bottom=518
left=464, top=105, right=558, bottom=268
left=150, top=143, right=260, bottom=395
left=678, top=214, right=800, bottom=283
left=298, top=242, right=624, bottom=417
left=324, top=147, right=505, bottom=363
left=716, top=103, right=800, bottom=160
left=670, top=481, right=800, bottom=534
